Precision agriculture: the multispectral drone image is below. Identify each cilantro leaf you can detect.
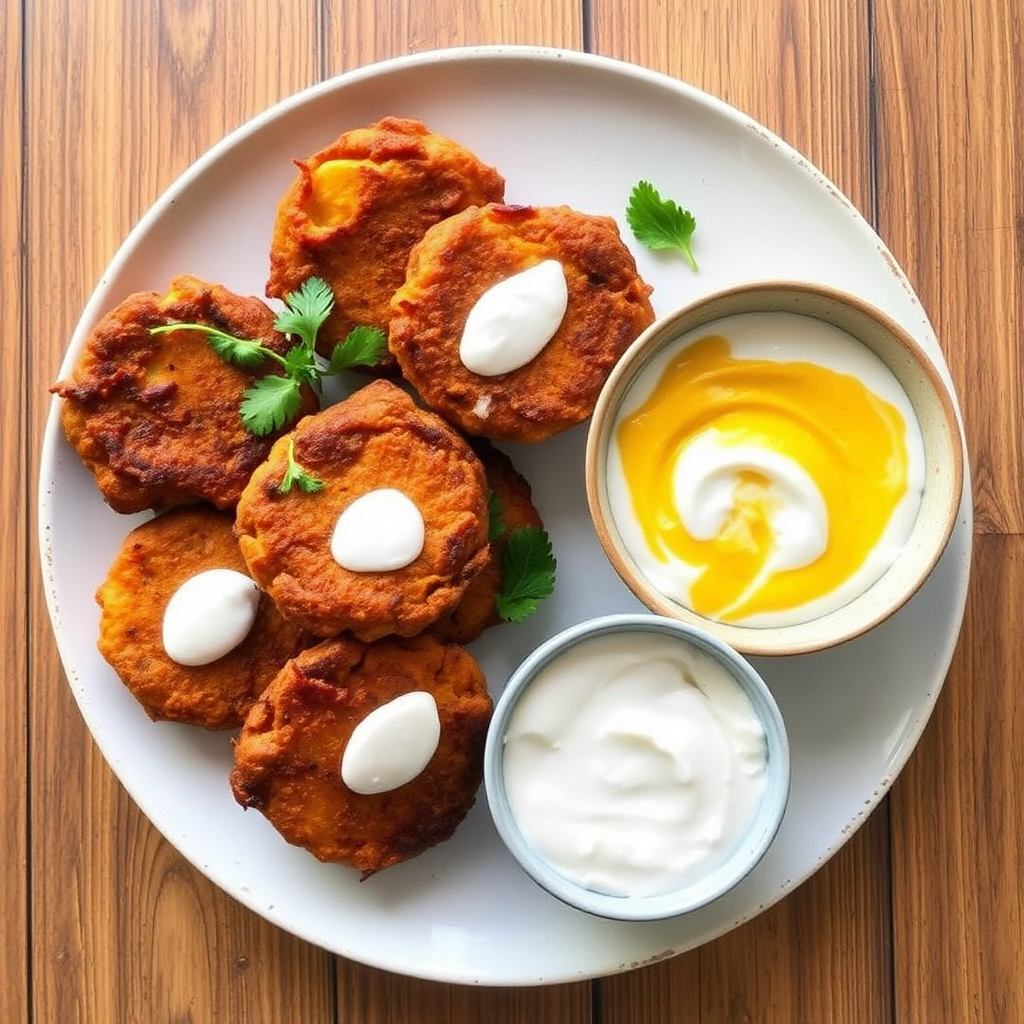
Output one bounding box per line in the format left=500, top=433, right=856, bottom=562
left=240, top=374, right=303, bottom=437
left=326, top=325, right=388, bottom=374
left=496, top=525, right=557, bottom=624
left=274, top=276, right=335, bottom=351
left=487, top=490, right=507, bottom=542
left=626, top=180, right=699, bottom=271
left=150, top=323, right=273, bottom=370
left=277, top=438, right=324, bottom=495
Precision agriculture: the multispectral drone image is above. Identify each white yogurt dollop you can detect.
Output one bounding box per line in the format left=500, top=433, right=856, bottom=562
left=161, top=568, right=261, bottom=667
left=331, top=488, right=425, bottom=572
left=341, top=691, right=441, bottom=795
left=459, top=259, right=568, bottom=376
left=503, top=632, right=767, bottom=898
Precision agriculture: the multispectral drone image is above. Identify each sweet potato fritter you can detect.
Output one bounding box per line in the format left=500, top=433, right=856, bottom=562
left=235, top=379, right=491, bottom=641
left=266, top=116, right=505, bottom=368
left=389, top=203, right=656, bottom=442
left=96, top=506, right=312, bottom=729
left=51, top=275, right=318, bottom=513
left=430, top=440, right=544, bottom=644
left=229, top=633, right=493, bottom=875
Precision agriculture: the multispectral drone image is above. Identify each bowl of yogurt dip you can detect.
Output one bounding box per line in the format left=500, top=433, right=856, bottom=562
left=483, top=613, right=790, bottom=921
left=585, top=281, right=964, bottom=656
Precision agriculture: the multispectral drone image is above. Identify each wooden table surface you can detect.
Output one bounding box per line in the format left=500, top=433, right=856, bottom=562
left=5, top=1, right=1022, bottom=1020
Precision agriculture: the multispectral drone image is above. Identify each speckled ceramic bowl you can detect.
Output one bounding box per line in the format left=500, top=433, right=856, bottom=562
left=585, top=282, right=964, bottom=657
left=483, top=614, right=790, bottom=921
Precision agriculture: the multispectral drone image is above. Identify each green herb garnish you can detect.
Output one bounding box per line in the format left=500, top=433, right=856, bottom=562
left=327, top=324, right=388, bottom=374
left=150, top=276, right=385, bottom=436
left=495, top=525, right=557, bottom=624
left=626, top=180, right=699, bottom=271
left=277, top=438, right=324, bottom=495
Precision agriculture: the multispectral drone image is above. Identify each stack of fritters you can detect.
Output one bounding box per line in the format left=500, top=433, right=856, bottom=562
left=53, top=112, right=654, bottom=877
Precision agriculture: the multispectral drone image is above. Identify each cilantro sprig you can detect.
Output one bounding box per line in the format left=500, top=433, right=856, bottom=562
left=495, top=526, right=557, bottom=624
left=277, top=438, right=324, bottom=495
left=487, top=492, right=557, bottom=623
left=626, top=180, right=699, bottom=271
left=150, top=276, right=386, bottom=436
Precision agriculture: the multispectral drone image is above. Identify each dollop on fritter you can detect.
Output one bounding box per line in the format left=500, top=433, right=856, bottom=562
left=229, top=633, right=493, bottom=875
left=266, top=116, right=505, bottom=368
left=389, top=202, right=656, bottom=442
left=235, top=379, right=491, bottom=641
left=96, top=506, right=312, bottom=729
left=430, top=440, right=544, bottom=644
left=51, top=274, right=318, bottom=513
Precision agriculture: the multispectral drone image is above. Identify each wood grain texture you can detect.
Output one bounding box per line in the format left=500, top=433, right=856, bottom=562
left=25, top=2, right=334, bottom=1021
left=874, top=0, right=1024, bottom=533
left=890, top=538, right=1024, bottom=1024
left=13, top=0, right=1021, bottom=1021
left=1, top=0, right=29, bottom=1021
left=589, top=0, right=873, bottom=217
left=590, top=4, right=891, bottom=1021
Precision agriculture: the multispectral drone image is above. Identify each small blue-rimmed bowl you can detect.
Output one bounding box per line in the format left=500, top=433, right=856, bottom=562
left=483, top=614, right=790, bottom=921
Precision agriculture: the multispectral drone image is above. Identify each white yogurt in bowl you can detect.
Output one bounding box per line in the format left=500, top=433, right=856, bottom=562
left=484, top=614, right=790, bottom=920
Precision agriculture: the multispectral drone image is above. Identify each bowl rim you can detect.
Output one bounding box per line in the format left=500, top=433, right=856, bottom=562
left=483, top=612, right=792, bottom=921
left=584, top=279, right=965, bottom=657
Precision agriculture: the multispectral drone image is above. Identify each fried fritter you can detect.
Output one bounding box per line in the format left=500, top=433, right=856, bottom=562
left=266, top=116, right=505, bottom=370
left=430, top=440, right=544, bottom=644
left=51, top=275, right=318, bottom=513
left=96, top=506, right=313, bottom=729
left=235, top=379, right=491, bottom=641
left=389, top=202, right=656, bottom=442
left=229, top=633, right=493, bottom=875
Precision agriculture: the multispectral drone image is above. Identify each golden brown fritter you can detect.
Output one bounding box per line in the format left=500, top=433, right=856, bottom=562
left=96, top=506, right=313, bottom=729
left=430, top=440, right=544, bottom=644
left=51, top=275, right=318, bottom=514
left=235, top=379, right=491, bottom=641
left=389, top=202, right=656, bottom=442
left=229, top=633, right=493, bottom=875
left=266, top=116, right=505, bottom=369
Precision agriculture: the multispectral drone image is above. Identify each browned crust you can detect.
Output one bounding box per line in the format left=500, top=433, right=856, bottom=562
left=235, top=379, right=491, bottom=641
left=429, top=439, right=544, bottom=644
left=266, top=116, right=506, bottom=367
left=51, top=274, right=318, bottom=513
left=388, top=203, right=656, bottom=442
left=96, top=506, right=313, bottom=729
left=229, top=633, right=493, bottom=875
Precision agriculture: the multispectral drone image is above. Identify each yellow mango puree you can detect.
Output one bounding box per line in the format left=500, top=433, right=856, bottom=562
left=616, top=334, right=910, bottom=621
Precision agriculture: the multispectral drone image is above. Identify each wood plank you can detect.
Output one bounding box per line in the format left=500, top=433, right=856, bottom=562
left=889, top=536, right=1023, bottom=1022
left=589, top=0, right=873, bottom=217
left=319, top=5, right=593, bottom=1018
left=600, top=811, right=892, bottom=1024
left=26, top=2, right=335, bottom=1021
left=589, top=3, right=892, bottom=1021
left=874, top=0, right=1024, bottom=532
left=1, top=1, right=29, bottom=1021
left=337, top=961, right=593, bottom=1024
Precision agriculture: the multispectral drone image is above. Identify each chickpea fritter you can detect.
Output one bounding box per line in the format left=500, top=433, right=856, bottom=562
left=389, top=203, right=656, bottom=442
left=235, top=379, right=491, bottom=641
left=430, top=440, right=544, bottom=644
left=51, top=275, right=318, bottom=513
left=266, top=116, right=505, bottom=369
left=96, top=506, right=312, bottom=729
left=230, top=634, right=493, bottom=875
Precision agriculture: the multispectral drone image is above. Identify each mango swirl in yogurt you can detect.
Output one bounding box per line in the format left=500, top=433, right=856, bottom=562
left=610, top=312, right=926, bottom=626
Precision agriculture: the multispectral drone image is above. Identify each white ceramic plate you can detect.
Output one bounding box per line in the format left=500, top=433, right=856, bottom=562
left=39, top=46, right=971, bottom=986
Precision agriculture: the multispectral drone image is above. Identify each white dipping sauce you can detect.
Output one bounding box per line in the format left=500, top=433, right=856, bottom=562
left=331, top=488, right=425, bottom=572
left=502, top=632, right=767, bottom=897
left=341, top=691, right=441, bottom=795
left=161, top=568, right=261, bottom=667
left=459, top=260, right=568, bottom=376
